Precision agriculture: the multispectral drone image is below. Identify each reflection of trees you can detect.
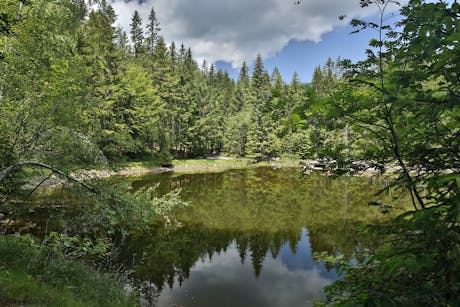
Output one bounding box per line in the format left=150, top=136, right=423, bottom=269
left=119, top=167, right=408, bottom=303
left=117, top=224, right=297, bottom=290
left=115, top=221, right=374, bottom=305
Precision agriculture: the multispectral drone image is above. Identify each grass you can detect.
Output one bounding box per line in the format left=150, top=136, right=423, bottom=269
left=0, top=236, right=137, bottom=307
left=109, top=158, right=163, bottom=170
left=0, top=269, right=80, bottom=306
left=105, top=156, right=299, bottom=175
left=171, top=158, right=298, bottom=174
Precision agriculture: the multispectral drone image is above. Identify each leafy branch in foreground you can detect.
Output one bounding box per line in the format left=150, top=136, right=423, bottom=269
left=314, top=0, right=460, bottom=305
left=320, top=202, right=460, bottom=306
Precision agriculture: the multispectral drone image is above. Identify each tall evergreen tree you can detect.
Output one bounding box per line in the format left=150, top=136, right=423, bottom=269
left=271, top=67, right=286, bottom=120
left=251, top=54, right=268, bottom=101
left=238, top=61, right=250, bottom=87
left=146, top=7, right=161, bottom=54
left=114, top=26, right=130, bottom=59
left=168, top=41, right=177, bottom=70
left=82, top=1, right=133, bottom=159
left=311, top=65, right=323, bottom=92
left=130, top=10, right=144, bottom=57
left=246, top=55, right=278, bottom=159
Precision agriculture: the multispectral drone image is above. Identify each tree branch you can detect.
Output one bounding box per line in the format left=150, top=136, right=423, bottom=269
left=0, top=161, right=97, bottom=194
left=349, top=78, right=386, bottom=94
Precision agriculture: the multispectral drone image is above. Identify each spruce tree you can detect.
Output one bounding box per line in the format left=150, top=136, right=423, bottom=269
left=233, top=61, right=250, bottom=112
left=146, top=7, right=161, bottom=54
left=169, top=41, right=177, bottom=70
left=238, top=61, right=250, bottom=87
left=82, top=2, right=134, bottom=159
left=114, top=26, right=130, bottom=59
left=152, top=36, right=179, bottom=162
left=246, top=55, right=277, bottom=159
left=130, top=10, right=144, bottom=57
left=271, top=67, right=286, bottom=120
left=311, top=65, right=323, bottom=92
left=251, top=54, right=267, bottom=101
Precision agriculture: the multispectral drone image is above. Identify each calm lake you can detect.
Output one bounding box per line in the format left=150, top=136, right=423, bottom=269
left=112, top=167, right=404, bottom=306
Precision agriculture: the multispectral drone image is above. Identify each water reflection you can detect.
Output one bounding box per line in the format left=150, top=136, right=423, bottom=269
left=157, top=229, right=334, bottom=307
left=118, top=226, right=337, bottom=306
left=115, top=167, right=406, bottom=306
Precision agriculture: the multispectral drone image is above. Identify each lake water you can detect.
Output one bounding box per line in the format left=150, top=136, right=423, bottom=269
left=113, top=167, right=403, bottom=306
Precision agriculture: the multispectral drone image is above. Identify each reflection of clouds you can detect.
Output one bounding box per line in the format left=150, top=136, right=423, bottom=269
left=157, top=241, right=333, bottom=307
left=279, top=228, right=315, bottom=271
left=279, top=228, right=338, bottom=281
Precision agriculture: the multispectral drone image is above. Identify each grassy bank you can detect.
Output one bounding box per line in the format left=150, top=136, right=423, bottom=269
left=0, top=236, right=136, bottom=306
left=67, top=157, right=300, bottom=180
left=171, top=158, right=298, bottom=174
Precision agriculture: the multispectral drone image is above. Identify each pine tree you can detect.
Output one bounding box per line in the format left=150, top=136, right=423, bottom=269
left=114, top=26, right=129, bottom=59
left=208, top=63, right=215, bottom=81
left=285, top=71, right=302, bottom=118
left=178, top=44, right=186, bottom=62
left=271, top=67, right=284, bottom=93
left=270, top=67, right=286, bottom=120
left=311, top=65, right=323, bottom=92
left=151, top=36, right=179, bottom=162
left=146, top=7, right=161, bottom=54
left=130, top=10, right=144, bottom=57
left=233, top=61, right=250, bottom=113
left=251, top=54, right=267, bottom=101
left=82, top=2, right=131, bottom=159
left=169, top=41, right=177, bottom=70
left=201, top=60, right=208, bottom=75
left=238, top=61, right=250, bottom=87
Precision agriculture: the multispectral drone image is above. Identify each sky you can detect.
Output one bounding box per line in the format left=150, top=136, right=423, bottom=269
left=110, top=0, right=407, bottom=83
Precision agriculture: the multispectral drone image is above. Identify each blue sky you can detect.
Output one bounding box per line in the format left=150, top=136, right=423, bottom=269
left=111, top=0, right=406, bottom=83
left=215, top=23, right=376, bottom=83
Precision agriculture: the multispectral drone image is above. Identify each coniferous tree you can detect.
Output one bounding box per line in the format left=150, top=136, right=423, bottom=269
left=82, top=2, right=132, bottom=159
left=146, top=7, right=161, bottom=54
left=238, top=61, right=250, bottom=87
left=246, top=55, right=278, bottom=159
left=130, top=10, right=145, bottom=57
left=271, top=67, right=286, bottom=120
left=114, top=26, right=130, bottom=59
left=251, top=54, right=268, bottom=101
left=169, top=41, right=177, bottom=69
left=311, top=65, right=323, bottom=92
left=151, top=36, right=179, bottom=162
left=285, top=71, right=301, bottom=117
left=201, top=59, right=208, bottom=75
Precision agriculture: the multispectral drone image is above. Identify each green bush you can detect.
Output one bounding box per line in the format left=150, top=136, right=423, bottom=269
left=0, top=235, right=137, bottom=306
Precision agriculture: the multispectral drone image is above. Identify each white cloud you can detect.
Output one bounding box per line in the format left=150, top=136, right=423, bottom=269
left=156, top=242, right=333, bottom=306
left=110, top=0, right=404, bottom=68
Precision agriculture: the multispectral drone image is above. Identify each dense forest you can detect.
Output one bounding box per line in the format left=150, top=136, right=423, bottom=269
left=0, top=0, right=350, bottom=171
left=0, top=0, right=459, bottom=306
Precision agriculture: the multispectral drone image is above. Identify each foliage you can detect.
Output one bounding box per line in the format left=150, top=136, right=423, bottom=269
left=326, top=0, right=459, bottom=210
left=313, top=0, right=460, bottom=305
left=321, top=203, right=460, bottom=306
left=0, top=235, right=136, bottom=306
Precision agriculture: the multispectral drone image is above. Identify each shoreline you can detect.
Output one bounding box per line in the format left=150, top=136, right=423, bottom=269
left=28, top=157, right=394, bottom=190
left=72, top=158, right=300, bottom=180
